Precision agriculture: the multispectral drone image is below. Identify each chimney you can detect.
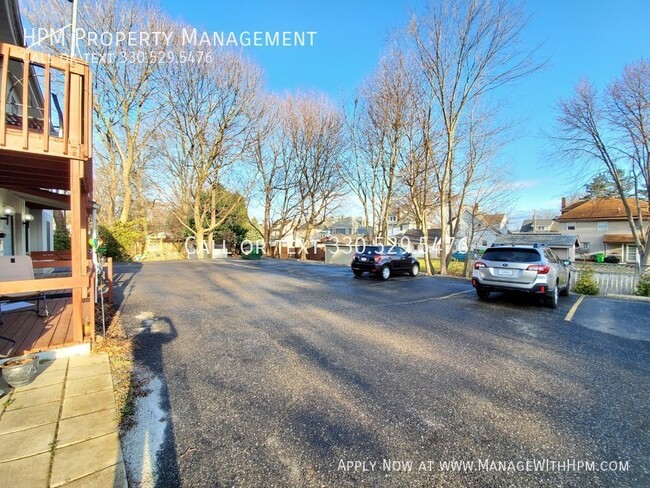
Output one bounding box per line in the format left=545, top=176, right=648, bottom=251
left=561, top=197, right=566, bottom=209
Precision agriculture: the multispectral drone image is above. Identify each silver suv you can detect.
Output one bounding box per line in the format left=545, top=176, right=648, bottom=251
left=472, top=244, right=571, bottom=308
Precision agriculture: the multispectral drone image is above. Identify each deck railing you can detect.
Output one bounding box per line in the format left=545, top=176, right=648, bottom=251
left=0, top=43, right=92, bottom=161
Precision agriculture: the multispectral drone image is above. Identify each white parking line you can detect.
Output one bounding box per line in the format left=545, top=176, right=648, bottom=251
left=564, top=295, right=585, bottom=322
left=223, top=262, right=261, bottom=270
left=436, top=289, right=474, bottom=300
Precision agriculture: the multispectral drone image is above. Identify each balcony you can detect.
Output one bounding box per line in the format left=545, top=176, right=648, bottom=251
left=0, top=43, right=92, bottom=163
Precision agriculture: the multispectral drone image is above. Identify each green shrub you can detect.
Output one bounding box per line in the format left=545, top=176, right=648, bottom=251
left=574, top=267, right=600, bottom=295
left=53, top=228, right=71, bottom=251
left=636, top=272, right=650, bottom=297
left=98, top=220, right=145, bottom=261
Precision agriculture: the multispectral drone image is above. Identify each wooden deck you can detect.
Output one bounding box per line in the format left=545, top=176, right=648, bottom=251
left=0, top=291, right=87, bottom=357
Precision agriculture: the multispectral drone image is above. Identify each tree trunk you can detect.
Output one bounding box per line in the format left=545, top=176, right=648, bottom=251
left=53, top=210, right=66, bottom=230
left=300, top=225, right=312, bottom=261
left=119, top=176, right=132, bottom=223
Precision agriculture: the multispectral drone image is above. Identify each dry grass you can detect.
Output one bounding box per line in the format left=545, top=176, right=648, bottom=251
left=418, top=258, right=469, bottom=277
left=92, top=303, right=146, bottom=433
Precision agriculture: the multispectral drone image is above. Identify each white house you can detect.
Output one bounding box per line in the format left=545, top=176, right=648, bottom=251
left=454, top=208, right=508, bottom=252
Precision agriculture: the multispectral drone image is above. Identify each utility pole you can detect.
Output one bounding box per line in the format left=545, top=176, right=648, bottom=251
left=68, top=0, right=79, bottom=57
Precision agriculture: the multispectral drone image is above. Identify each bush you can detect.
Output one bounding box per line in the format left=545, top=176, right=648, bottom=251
left=636, top=272, right=650, bottom=297
left=53, top=228, right=71, bottom=251
left=98, top=220, right=146, bottom=261
left=574, top=267, right=600, bottom=295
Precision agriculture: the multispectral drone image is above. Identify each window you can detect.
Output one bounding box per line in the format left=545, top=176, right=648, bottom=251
left=567, top=222, right=576, bottom=231
left=482, top=248, right=542, bottom=263
left=481, top=239, right=488, bottom=247
left=544, top=249, right=559, bottom=263
left=388, top=215, right=397, bottom=223
left=626, top=245, right=638, bottom=262
left=582, top=242, right=590, bottom=251
left=597, top=222, right=608, bottom=231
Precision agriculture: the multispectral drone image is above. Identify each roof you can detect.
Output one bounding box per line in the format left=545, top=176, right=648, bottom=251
left=519, top=219, right=556, bottom=232
left=494, top=233, right=580, bottom=248
left=480, top=213, right=505, bottom=227
left=320, top=233, right=367, bottom=243
left=558, top=198, right=650, bottom=221
left=328, top=216, right=365, bottom=228
left=398, top=228, right=443, bottom=243
left=602, top=234, right=637, bottom=244
left=0, top=0, right=24, bottom=46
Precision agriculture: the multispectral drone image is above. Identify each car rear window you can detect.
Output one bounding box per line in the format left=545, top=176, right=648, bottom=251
left=482, top=248, right=542, bottom=263
left=356, top=246, right=382, bottom=254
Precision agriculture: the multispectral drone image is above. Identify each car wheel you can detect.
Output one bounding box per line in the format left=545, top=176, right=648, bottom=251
left=544, top=284, right=559, bottom=308
left=380, top=265, right=391, bottom=280
left=476, top=287, right=490, bottom=300
left=559, top=274, right=570, bottom=296
left=409, top=263, right=419, bottom=277
left=352, top=269, right=364, bottom=277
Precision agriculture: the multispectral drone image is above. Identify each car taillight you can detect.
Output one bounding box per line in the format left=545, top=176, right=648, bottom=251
left=527, top=264, right=551, bottom=274
left=374, top=255, right=382, bottom=263
left=474, top=261, right=486, bottom=269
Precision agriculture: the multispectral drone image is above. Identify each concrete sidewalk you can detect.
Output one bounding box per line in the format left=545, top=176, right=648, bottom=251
left=0, top=353, right=127, bottom=487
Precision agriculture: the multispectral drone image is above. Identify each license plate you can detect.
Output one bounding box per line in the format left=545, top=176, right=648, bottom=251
left=360, top=257, right=367, bottom=262
left=497, top=269, right=513, bottom=276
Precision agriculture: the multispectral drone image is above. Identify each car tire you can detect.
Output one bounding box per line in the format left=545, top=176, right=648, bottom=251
left=476, top=287, right=490, bottom=300
left=409, top=263, right=419, bottom=277
left=380, top=265, right=391, bottom=280
left=559, top=274, right=570, bottom=296
left=352, top=269, right=364, bottom=277
left=544, top=285, right=559, bottom=309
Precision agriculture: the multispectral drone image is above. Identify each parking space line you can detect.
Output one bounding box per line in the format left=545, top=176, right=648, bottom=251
left=437, top=289, right=474, bottom=300
left=224, top=262, right=261, bottom=270
left=564, top=295, right=585, bottom=322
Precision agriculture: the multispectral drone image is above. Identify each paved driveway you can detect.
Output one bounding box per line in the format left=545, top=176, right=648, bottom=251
left=115, top=259, right=650, bottom=487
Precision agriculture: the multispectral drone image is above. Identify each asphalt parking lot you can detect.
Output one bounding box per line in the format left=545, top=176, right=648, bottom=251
left=115, top=258, right=650, bottom=487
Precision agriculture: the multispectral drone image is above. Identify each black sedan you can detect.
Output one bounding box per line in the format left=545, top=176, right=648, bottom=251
left=351, top=245, right=420, bottom=280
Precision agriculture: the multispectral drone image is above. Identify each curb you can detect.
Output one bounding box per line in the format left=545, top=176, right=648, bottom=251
left=605, top=293, right=650, bottom=303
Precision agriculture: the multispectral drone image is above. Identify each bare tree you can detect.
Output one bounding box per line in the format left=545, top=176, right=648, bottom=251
left=248, top=95, right=301, bottom=255
left=345, top=47, right=414, bottom=242
left=555, top=60, right=650, bottom=264
left=400, top=90, right=441, bottom=275
left=158, top=43, right=264, bottom=258
left=284, top=93, right=345, bottom=260
left=22, top=0, right=171, bottom=224
left=408, top=0, right=542, bottom=274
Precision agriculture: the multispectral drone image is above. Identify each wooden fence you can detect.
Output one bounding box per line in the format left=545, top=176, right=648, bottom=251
left=570, top=263, right=649, bottom=296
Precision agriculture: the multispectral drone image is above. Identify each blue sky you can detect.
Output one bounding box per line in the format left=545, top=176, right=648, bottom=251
left=159, top=0, right=650, bottom=222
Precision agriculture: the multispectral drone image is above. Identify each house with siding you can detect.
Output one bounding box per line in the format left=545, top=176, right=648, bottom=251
left=519, top=219, right=559, bottom=233
left=454, top=208, right=508, bottom=252
left=557, top=197, right=649, bottom=262
left=0, top=0, right=97, bottom=355
left=493, top=233, right=580, bottom=261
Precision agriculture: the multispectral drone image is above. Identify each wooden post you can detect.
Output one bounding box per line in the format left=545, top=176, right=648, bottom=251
left=0, top=45, right=9, bottom=146
left=107, top=257, right=114, bottom=304
left=70, top=158, right=84, bottom=343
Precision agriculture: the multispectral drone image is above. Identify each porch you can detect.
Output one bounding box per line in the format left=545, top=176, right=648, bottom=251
left=0, top=293, right=83, bottom=357
left=1, top=40, right=95, bottom=358
left=0, top=255, right=114, bottom=357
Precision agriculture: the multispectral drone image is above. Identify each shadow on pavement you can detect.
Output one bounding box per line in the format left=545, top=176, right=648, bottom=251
left=125, top=315, right=181, bottom=488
